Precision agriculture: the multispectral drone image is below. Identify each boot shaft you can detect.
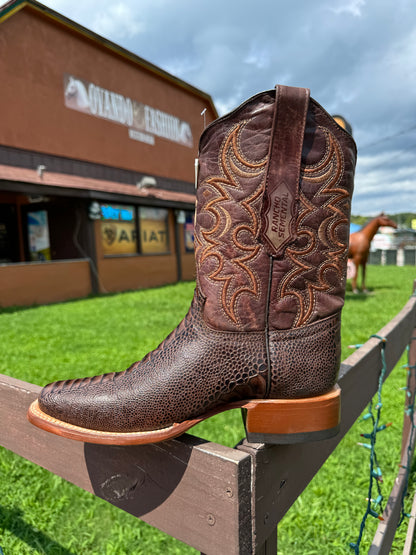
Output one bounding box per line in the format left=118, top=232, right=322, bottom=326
left=195, top=85, right=356, bottom=332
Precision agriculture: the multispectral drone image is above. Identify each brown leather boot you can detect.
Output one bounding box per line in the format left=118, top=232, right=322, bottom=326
left=28, top=85, right=356, bottom=445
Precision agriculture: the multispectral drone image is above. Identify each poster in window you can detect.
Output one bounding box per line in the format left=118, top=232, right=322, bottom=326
left=100, top=204, right=137, bottom=255
left=184, top=211, right=195, bottom=252
left=139, top=207, right=169, bottom=254
left=27, top=210, right=51, bottom=261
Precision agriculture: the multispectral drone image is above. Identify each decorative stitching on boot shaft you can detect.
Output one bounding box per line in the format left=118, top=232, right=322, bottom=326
left=276, top=127, right=350, bottom=327
left=195, top=121, right=268, bottom=328
left=196, top=90, right=355, bottom=332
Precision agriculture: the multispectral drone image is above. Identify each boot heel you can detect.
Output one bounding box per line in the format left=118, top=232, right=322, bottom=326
left=241, top=385, right=341, bottom=444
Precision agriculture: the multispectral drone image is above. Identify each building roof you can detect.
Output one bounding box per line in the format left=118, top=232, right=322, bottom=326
left=0, top=164, right=196, bottom=208
left=0, top=0, right=209, bottom=207
left=0, top=0, right=218, bottom=119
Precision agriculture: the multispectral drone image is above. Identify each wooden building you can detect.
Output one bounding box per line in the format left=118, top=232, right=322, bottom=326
left=0, top=0, right=217, bottom=307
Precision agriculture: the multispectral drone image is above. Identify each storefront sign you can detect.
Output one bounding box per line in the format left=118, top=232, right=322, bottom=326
left=100, top=204, right=134, bottom=222
left=99, top=204, right=170, bottom=255
left=140, top=207, right=169, bottom=254
left=101, top=221, right=137, bottom=255
left=100, top=204, right=137, bottom=255
left=64, top=74, right=193, bottom=148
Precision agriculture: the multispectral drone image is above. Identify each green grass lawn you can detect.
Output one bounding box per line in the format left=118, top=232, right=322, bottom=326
left=0, top=265, right=415, bottom=554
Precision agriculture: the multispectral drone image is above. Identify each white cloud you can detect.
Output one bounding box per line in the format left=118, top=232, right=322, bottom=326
left=244, top=44, right=271, bottom=70
left=91, top=3, right=144, bottom=40
left=329, top=0, right=366, bottom=17
left=37, top=0, right=416, bottom=215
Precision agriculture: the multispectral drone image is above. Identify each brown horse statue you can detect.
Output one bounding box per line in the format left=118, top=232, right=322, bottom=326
left=348, top=213, right=397, bottom=293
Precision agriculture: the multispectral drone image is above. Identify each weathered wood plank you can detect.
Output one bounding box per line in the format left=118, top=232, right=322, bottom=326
left=0, top=377, right=93, bottom=490
left=402, top=327, right=416, bottom=460
left=0, top=374, right=252, bottom=555
left=255, top=527, right=277, bottom=554
left=368, top=326, right=416, bottom=554
left=400, top=285, right=416, bottom=555
left=238, top=294, right=416, bottom=548
left=367, top=468, right=412, bottom=554
left=403, top=490, right=416, bottom=555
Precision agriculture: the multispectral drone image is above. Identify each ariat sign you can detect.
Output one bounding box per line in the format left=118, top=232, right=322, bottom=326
left=63, top=74, right=193, bottom=148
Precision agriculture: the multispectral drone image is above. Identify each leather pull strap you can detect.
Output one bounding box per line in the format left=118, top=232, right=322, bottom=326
left=261, top=84, right=310, bottom=257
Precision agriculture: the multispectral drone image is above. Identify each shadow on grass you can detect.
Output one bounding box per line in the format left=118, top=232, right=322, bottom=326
left=0, top=292, right=121, bottom=315
left=0, top=505, right=76, bottom=555
left=345, top=291, right=372, bottom=302
left=0, top=281, right=197, bottom=315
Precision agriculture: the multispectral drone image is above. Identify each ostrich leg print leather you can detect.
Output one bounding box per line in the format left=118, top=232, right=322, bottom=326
left=32, top=85, right=356, bottom=438
left=39, top=291, right=270, bottom=432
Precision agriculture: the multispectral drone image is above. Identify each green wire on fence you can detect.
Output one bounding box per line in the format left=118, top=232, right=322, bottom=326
left=349, top=335, right=389, bottom=554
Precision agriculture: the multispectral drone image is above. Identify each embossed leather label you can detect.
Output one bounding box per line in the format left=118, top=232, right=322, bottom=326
left=260, top=85, right=309, bottom=257
left=262, top=180, right=296, bottom=256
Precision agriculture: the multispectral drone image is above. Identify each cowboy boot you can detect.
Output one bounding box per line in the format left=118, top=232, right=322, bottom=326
left=28, top=84, right=356, bottom=445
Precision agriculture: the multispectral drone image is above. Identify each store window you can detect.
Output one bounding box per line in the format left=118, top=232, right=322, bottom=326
left=0, top=204, right=19, bottom=263
left=100, top=204, right=137, bottom=256
left=184, top=210, right=195, bottom=252
left=139, top=207, right=169, bottom=254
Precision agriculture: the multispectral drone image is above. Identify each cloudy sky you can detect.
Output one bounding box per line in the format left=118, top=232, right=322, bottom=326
left=40, top=0, right=416, bottom=216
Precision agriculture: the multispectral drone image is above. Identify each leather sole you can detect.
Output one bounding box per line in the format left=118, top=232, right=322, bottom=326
left=27, top=385, right=340, bottom=445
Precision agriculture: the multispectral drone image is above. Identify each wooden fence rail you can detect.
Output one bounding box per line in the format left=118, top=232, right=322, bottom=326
left=1, top=291, right=416, bottom=554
